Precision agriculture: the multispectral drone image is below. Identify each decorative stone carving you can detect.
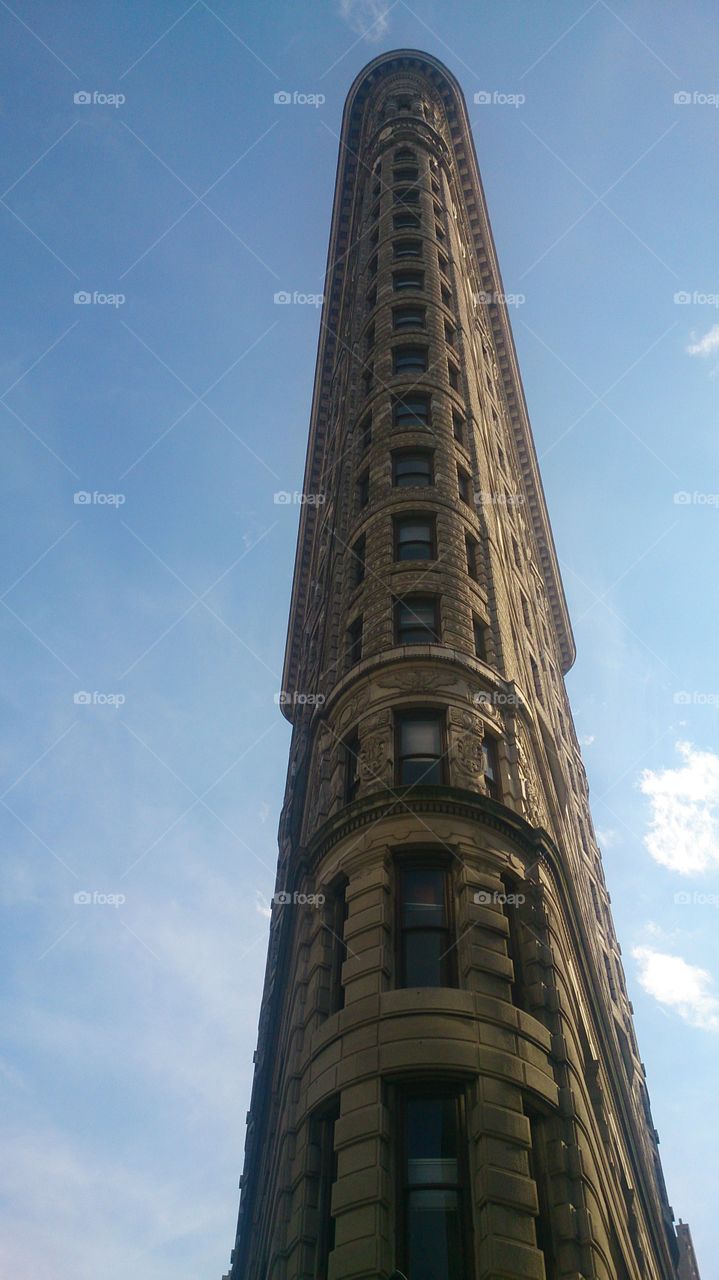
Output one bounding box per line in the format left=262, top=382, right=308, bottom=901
left=379, top=669, right=457, bottom=694
left=515, top=725, right=547, bottom=829
left=453, top=730, right=486, bottom=788
left=358, top=732, right=392, bottom=789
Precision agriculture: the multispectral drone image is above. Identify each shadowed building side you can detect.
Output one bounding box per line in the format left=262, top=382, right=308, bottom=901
left=224, top=49, right=694, bottom=1280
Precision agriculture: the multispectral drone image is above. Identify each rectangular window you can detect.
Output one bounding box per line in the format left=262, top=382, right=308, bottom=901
left=394, top=209, right=421, bottom=231
left=444, top=322, right=456, bottom=346
left=398, top=864, right=453, bottom=988
left=397, top=710, right=444, bottom=785
left=358, top=413, right=371, bottom=453
left=365, top=323, right=375, bottom=352
left=473, top=615, right=487, bottom=660
left=530, top=656, right=543, bottom=703
left=393, top=392, right=431, bottom=429
left=314, top=1100, right=341, bottom=1279
left=357, top=469, right=369, bottom=509
left=393, top=238, right=422, bottom=259
left=347, top=616, right=363, bottom=666
left=393, top=268, right=424, bottom=292
left=395, top=595, right=439, bottom=645
left=393, top=345, right=428, bottom=374
left=482, top=736, right=500, bottom=800
left=328, top=880, right=348, bottom=1014
left=392, top=449, right=433, bottom=487
left=400, top=1093, right=470, bottom=1280
left=465, top=533, right=479, bottom=581
left=395, top=515, right=436, bottom=561
left=351, top=533, right=366, bottom=586
left=521, top=592, right=531, bottom=630
left=393, top=165, right=420, bottom=183
left=512, top=535, right=521, bottom=568
left=452, top=411, right=465, bottom=444
left=345, top=731, right=359, bottom=803
left=457, top=467, right=471, bottom=504
left=447, top=360, right=460, bottom=391
left=394, top=186, right=420, bottom=205
left=441, top=284, right=451, bottom=308
left=393, top=304, right=426, bottom=331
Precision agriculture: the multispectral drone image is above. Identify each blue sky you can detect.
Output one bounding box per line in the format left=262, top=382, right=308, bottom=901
left=0, top=1, right=717, bottom=1276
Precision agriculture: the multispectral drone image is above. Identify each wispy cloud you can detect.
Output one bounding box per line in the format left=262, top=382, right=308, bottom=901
left=639, top=741, right=719, bottom=874
left=338, top=0, right=391, bottom=40
left=633, top=946, right=719, bottom=1032
left=686, top=324, right=719, bottom=357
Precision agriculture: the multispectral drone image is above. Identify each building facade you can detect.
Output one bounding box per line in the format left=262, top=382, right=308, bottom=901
left=226, top=50, right=689, bottom=1280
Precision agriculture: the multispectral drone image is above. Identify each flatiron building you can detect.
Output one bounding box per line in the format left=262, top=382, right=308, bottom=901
left=225, top=49, right=693, bottom=1280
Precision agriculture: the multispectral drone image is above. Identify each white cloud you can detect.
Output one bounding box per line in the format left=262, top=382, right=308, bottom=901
left=596, top=826, right=617, bottom=848
left=639, top=741, right=719, bottom=874
left=686, top=324, right=719, bottom=357
left=255, top=889, right=272, bottom=919
left=338, top=0, right=391, bottom=40
left=633, top=946, right=719, bottom=1032
left=579, top=733, right=595, bottom=746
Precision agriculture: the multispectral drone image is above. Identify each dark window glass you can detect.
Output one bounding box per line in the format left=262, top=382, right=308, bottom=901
left=365, top=323, right=375, bottom=352
left=445, top=323, right=456, bottom=346
left=315, top=1101, right=340, bottom=1277
left=393, top=450, right=433, bottom=487
left=393, top=393, right=430, bottom=428
left=397, top=711, right=443, bottom=785
left=531, top=656, right=543, bottom=703
left=394, top=165, right=420, bottom=183
left=482, top=736, right=499, bottom=800
left=395, top=148, right=416, bottom=162
left=465, top=533, right=479, bottom=581
left=394, top=186, right=420, bottom=205
left=357, top=469, right=370, bottom=509
left=393, top=210, right=420, bottom=231
left=395, top=595, right=439, bottom=645
left=395, top=516, right=435, bottom=561
left=328, top=881, right=348, bottom=1014
left=366, top=284, right=376, bottom=309
left=473, top=616, right=487, bottom=660
left=448, top=361, right=460, bottom=391
left=452, top=411, right=465, bottom=444
left=347, top=616, right=363, bottom=666
left=457, top=467, right=471, bottom=504
left=512, top=535, right=521, bottom=568
left=435, top=220, right=445, bottom=240
left=441, top=285, right=451, bottom=307
left=368, top=254, right=378, bottom=278
left=345, top=731, right=359, bottom=802
left=393, top=238, right=422, bottom=259
left=358, top=413, right=371, bottom=452
left=393, top=345, right=428, bottom=374
left=402, top=1095, right=468, bottom=1280
left=351, top=534, right=366, bottom=586
left=399, top=866, right=452, bottom=986
left=393, top=304, right=426, bottom=331
left=394, top=268, right=424, bottom=292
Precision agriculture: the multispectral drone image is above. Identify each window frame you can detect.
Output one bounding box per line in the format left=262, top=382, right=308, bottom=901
left=394, top=513, right=437, bottom=562
left=393, top=344, right=429, bottom=375
left=393, top=237, right=423, bottom=260
left=392, top=448, right=434, bottom=488
left=347, top=615, right=363, bottom=666
left=394, top=593, right=440, bottom=646
left=397, top=1088, right=473, bottom=1280
left=392, top=391, right=431, bottom=430
left=393, top=303, right=426, bottom=332
left=395, top=707, right=445, bottom=786
left=396, top=857, right=456, bottom=989
left=393, top=268, right=425, bottom=292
